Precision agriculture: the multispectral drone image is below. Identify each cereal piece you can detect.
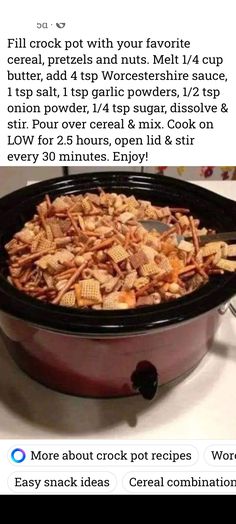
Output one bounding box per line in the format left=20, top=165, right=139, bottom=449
left=50, top=222, right=63, bottom=238
left=118, top=212, right=135, bottom=223
left=43, top=272, right=54, bottom=288
left=156, top=256, right=173, bottom=274
left=164, top=292, right=181, bottom=301
left=137, top=296, right=154, bottom=306
left=216, top=259, right=236, bottom=272
left=92, top=304, right=102, bottom=310
left=168, top=282, right=180, bottom=293
left=156, top=206, right=171, bottom=218
left=55, top=237, right=72, bottom=247
left=227, top=244, right=236, bottom=257
left=96, top=226, right=113, bottom=237
left=81, top=197, right=93, bottom=215
left=52, top=197, right=70, bottom=212
left=179, top=215, right=189, bottom=228
left=102, top=276, right=119, bottom=293
left=178, top=239, right=194, bottom=253
left=126, top=195, right=139, bottom=207
left=119, top=290, right=136, bottom=308
left=123, top=270, right=137, bottom=290
left=141, top=245, right=158, bottom=261
left=140, top=262, right=160, bottom=276
left=38, top=237, right=55, bottom=251
left=15, top=228, right=35, bottom=244
left=103, top=292, right=121, bottom=309
left=75, top=255, right=86, bottom=266
left=152, top=292, right=161, bottom=304
left=115, top=303, right=129, bottom=309
left=60, top=218, right=71, bottom=234
left=134, top=277, right=149, bottom=290
left=146, top=236, right=161, bottom=251
left=60, top=291, right=76, bottom=307
left=107, top=245, right=129, bottom=264
left=213, top=250, right=222, bottom=265
left=129, top=249, right=149, bottom=269
left=57, top=250, right=74, bottom=265
left=36, top=254, right=54, bottom=270
left=45, top=225, right=54, bottom=242
left=86, top=193, right=100, bottom=206
left=80, top=279, right=102, bottom=303
left=201, top=242, right=224, bottom=257
left=221, top=243, right=228, bottom=258
left=37, top=201, right=48, bottom=216
left=92, top=269, right=111, bottom=284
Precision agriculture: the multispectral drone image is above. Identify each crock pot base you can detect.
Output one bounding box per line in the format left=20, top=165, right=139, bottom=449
left=4, top=336, right=210, bottom=399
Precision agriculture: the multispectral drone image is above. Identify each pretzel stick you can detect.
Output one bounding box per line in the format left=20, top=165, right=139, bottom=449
left=18, top=249, right=55, bottom=266
left=45, top=194, right=51, bottom=207
left=12, top=278, right=23, bottom=290
left=124, top=230, right=131, bottom=249
left=112, top=261, right=123, bottom=277
left=52, top=263, right=87, bottom=305
left=136, top=282, right=153, bottom=297
left=19, top=267, right=32, bottom=284
left=190, top=258, right=208, bottom=279
left=170, top=207, right=190, bottom=214
left=37, top=207, right=47, bottom=232
left=178, top=264, right=196, bottom=275
left=8, top=244, right=29, bottom=255
left=90, top=237, right=115, bottom=252
left=189, top=216, right=199, bottom=254
left=67, top=211, right=81, bottom=237
left=83, top=231, right=101, bottom=237
left=160, top=226, right=177, bottom=240
left=181, top=270, right=196, bottom=279
left=55, top=268, right=76, bottom=280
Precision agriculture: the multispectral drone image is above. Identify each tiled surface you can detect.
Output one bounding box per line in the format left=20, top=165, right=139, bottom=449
left=0, top=167, right=62, bottom=197
left=144, top=166, right=236, bottom=180
left=67, top=166, right=142, bottom=174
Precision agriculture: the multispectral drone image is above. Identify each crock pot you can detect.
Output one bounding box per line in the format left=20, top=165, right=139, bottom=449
left=0, top=173, right=235, bottom=399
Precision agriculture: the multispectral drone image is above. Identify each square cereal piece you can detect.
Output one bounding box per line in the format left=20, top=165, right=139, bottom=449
left=80, top=279, right=102, bottom=303
left=50, top=222, right=63, bottom=238
left=216, top=259, right=236, bottom=272
left=201, top=242, right=224, bottom=257
left=38, top=237, right=54, bottom=251
left=45, top=225, right=54, bottom=242
left=157, top=256, right=172, bottom=274
left=103, top=291, right=120, bottom=309
left=227, top=244, right=236, bottom=257
left=129, top=249, right=149, bottom=269
left=156, top=206, right=171, bottom=218
left=179, top=215, right=189, bottom=228
left=178, top=239, right=194, bottom=253
left=60, top=291, right=76, bottom=307
left=107, top=244, right=129, bottom=264
left=75, top=283, right=100, bottom=306
left=123, top=270, right=137, bottom=290
left=140, top=262, right=160, bottom=276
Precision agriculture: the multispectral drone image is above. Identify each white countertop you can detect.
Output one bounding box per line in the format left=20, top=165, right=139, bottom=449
left=0, top=180, right=236, bottom=439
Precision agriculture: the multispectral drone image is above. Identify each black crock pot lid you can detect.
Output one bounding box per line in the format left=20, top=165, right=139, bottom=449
left=0, top=173, right=235, bottom=336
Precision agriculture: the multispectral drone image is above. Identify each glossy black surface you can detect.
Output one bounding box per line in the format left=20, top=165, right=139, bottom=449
left=0, top=172, right=236, bottom=336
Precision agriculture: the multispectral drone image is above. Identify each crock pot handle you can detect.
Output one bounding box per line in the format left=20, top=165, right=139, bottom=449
left=131, top=361, right=158, bottom=400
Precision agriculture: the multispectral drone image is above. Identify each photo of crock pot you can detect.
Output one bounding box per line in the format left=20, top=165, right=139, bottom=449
left=0, top=172, right=235, bottom=400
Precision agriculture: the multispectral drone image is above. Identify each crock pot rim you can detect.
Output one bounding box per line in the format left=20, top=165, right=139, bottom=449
left=0, top=172, right=235, bottom=336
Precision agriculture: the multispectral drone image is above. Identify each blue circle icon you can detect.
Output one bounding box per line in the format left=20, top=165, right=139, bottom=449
left=11, top=448, right=26, bottom=463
